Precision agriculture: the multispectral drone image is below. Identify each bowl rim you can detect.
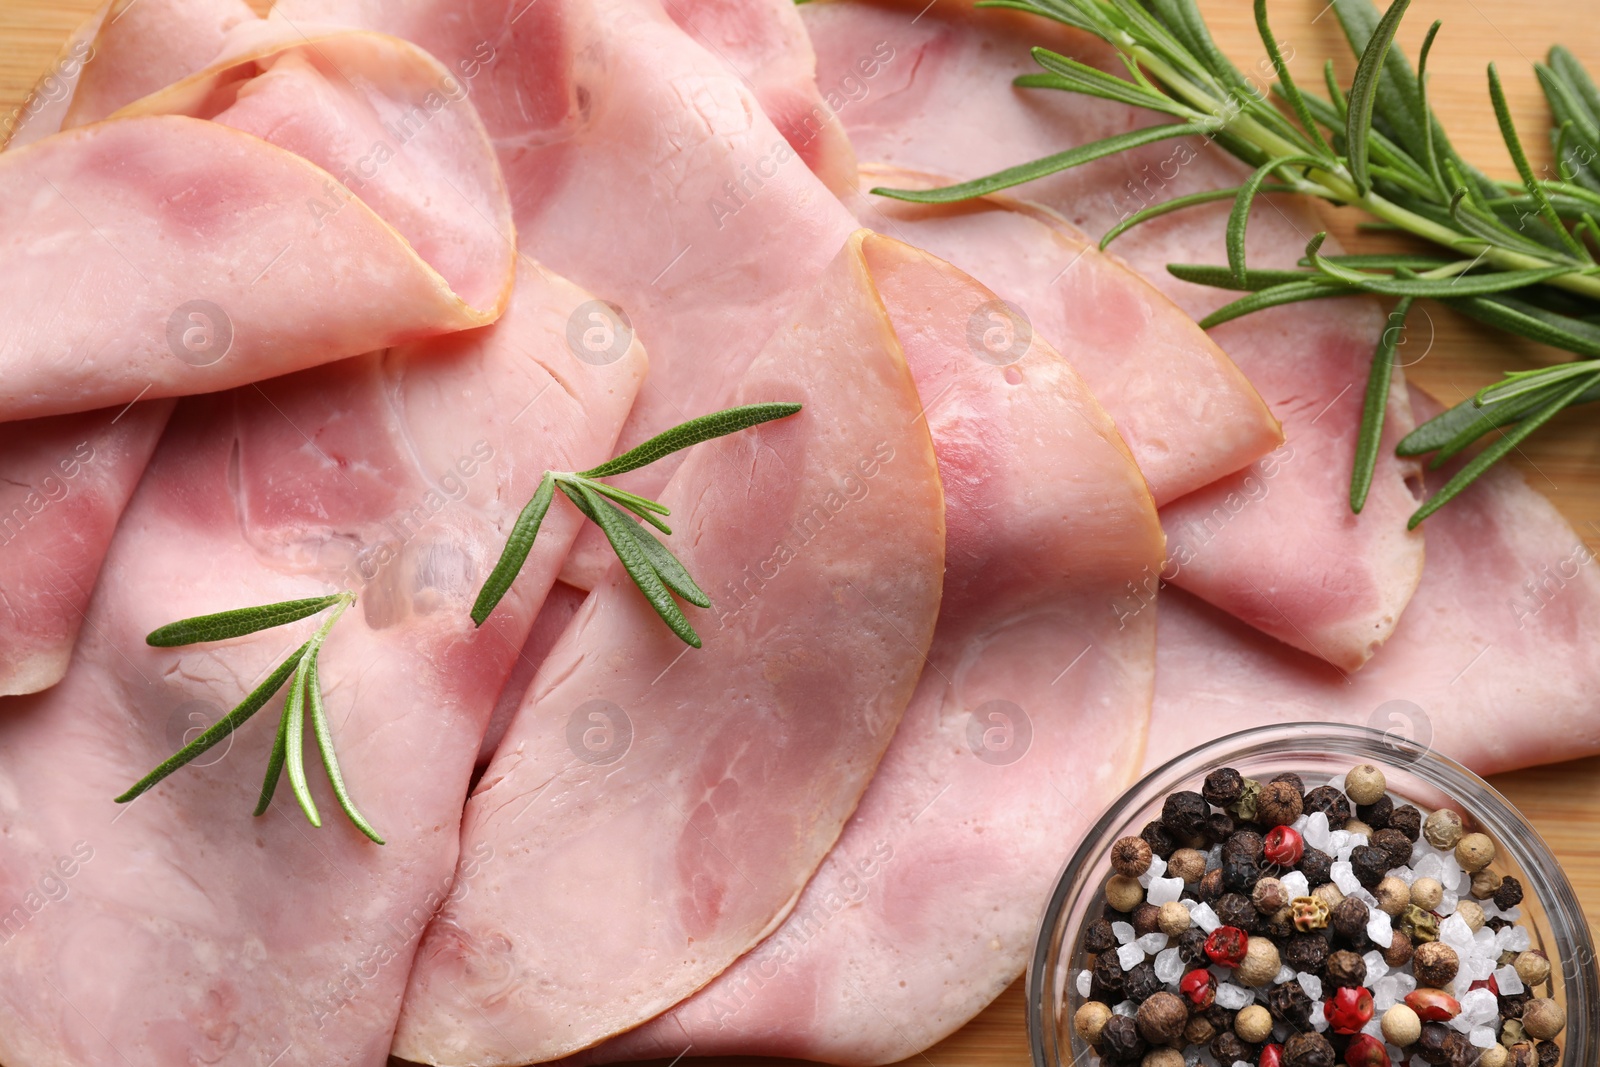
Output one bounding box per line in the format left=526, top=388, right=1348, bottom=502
left=1025, top=721, right=1597, bottom=1067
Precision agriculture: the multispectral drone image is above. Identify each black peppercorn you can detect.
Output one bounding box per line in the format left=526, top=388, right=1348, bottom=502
left=1282, top=933, right=1330, bottom=976
left=1536, top=1041, right=1560, bottom=1067
left=1325, top=949, right=1367, bottom=991
left=1349, top=844, right=1390, bottom=888
left=1496, top=875, right=1525, bottom=910
left=1389, top=804, right=1423, bottom=841
left=1299, top=845, right=1333, bottom=886
left=1356, top=794, right=1394, bottom=830
left=1135, top=991, right=1188, bottom=1045
left=1204, top=767, right=1245, bottom=807
left=1083, top=918, right=1117, bottom=954
left=1215, top=892, right=1261, bottom=933
left=1262, top=906, right=1294, bottom=939
left=1500, top=990, right=1532, bottom=1022
left=1267, top=978, right=1314, bottom=1026
left=1131, top=903, right=1162, bottom=938
left=1283, top=1031, right=1335, bottom=1067
left=1302, top=785, right=1352, bottom=824
left=1092, top=949, right=1124, bottom=993
left=1161, top=791, right=1211, bottom=839
left=1440, top=1032, right=1474, bottom=1067
left=1416, top=1023, right=1451, bottom=1065
left=1373, top=827, right=1414, bottom=869
left=1256, top=780, right=1304, bottom=827
left=1140, top=819, right=1177, bottom=860
left=1123, top=960, right=1161, bottom=1002
left=1196, top=867, right=1224, bottom=903
left=1211, top=1031, right=1254, bottom=1065
left=1203, top=1003, right=1236, bottom=1033
left=1224, top=830, right=1264, bottom=860
left=1176, top=927, right=1208, bottom=967
left=1331, top=895, right=1371, bottom=942
left=1271, top=771, right=1306, bottom=796
left=1486, top=916, right=1513, bottom=934
left=1098, top=1014, right=1145, bottom=1063
left=1222, top=852, right=1261, bottom=894
left=1206, top=810, right=1235, bottom=843
left=1505, top=1043, right=1538, bottom=1067
left=1088, top=974, right=1118, bottom=1004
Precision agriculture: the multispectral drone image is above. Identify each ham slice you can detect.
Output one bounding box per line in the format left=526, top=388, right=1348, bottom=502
left=475, top=580, right=589, bottom=768
left=271, top=0, right=862, bottom=589
left=798, top=0, right=1426, bottom=671
left=1, top=2, right=105, bottom=151
left=0, top=260, right=644, bottom=1067
left=661, top=0, right=859, bottom=196
left=392, top=231, right=947, bottom=1066
left=0, top=402, right=173, bottom=696
left=1146, top=390, right=1600, bottom=775
left=0, top=28, right=514, bottom=421
left=571, top=235, right=1164, bottom=1067
left=847, top=164, right=1279, bottom=505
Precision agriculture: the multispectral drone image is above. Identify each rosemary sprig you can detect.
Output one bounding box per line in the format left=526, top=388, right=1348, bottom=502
left=471, top=401, right=802, bottom=646
left=117, top=592, right=383, bottom=843
left=876, top=0, right=1600, bottom=526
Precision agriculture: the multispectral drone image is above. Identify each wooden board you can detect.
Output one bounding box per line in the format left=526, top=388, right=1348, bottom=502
left=0, top=2, right=1596, bottom=1065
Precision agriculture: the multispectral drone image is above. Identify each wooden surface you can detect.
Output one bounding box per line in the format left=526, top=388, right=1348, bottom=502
left=1, top=2, right=1597, bottom=1065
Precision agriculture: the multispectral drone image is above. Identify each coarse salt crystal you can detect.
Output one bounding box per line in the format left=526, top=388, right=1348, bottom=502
left=1138, top=854, right=1169, bottom=888
left=1364, top=950, right=1389, bottom=983
left=1280, top=871, right=1310, bottom=900
left=1367, top=908, right=1394, bottom=948
left=1448, top=1012, right=1474, bottom=1034
left=1438, top=888, right=1459, bottom=915
left=1390, top=864, right=1416, bottom=886
left=1113, top=1000, right=1136, bottom=1017
left=1303, top=811, right=1331, bottom=851
left=1297, top=972, right=1323, bottom=1001
left=1392, top=973, right=1417, bottom=997
left=1386, top=1045, right=1406, bottom=1066
left=1460, top=989, right=1498, bottom=1025
left=1327, top=773, right=1347, bottom=793
left=1292, top=813, right=1310, bottom=833
left=1113, top=921, right=1136, bottom=945
left=1117, top=943, right=1145, bottom=971
left=1413, top=853, right=1446, bottom=883
left=1076, top=969, right=1093, bottom=997
left=1215, top=983, right=1251, bottom=1009
left=1372, top=975, right=1400, bottom=1011
left=1362, top=1017, right=1385, bottom=1040
left=1206, top=845, right=1223, bottom=872
left=1495, top=965, right=1525, bottom=996
left=1507, top=925, right=1532, bottom=952
left=1331, top=861, right=1361, bottom=896
left=1274, top=964, right=1296, bottom=984
left=1328, top=830, right=1351, bottom=856
left=1310, top=1000, right=1328, bottom=1032
left=1191, top=902, right=1222, bottom=933
left=1351, top=886, right=1379, bottom=910
left=1147, top=876, right=1185, bottom=906
left=1440, top=914, right=1474, bottom=952
left=1136, top=932, right=1169, bottom=955
left=1154, top=947, right=1184, bottom=984
left=1469, top=1028, right=1497, bottom=1049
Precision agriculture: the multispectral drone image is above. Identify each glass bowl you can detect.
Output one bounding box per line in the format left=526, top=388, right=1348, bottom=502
left=1027, top=722, right=1596, bottom=1066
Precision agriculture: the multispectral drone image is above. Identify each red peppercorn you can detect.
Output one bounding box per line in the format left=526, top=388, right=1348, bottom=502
left=1260, top=1044, right=1284, bottom=1067
left=1404, top=988, right=1461, bottom=1022
left=1344, top=1033, right=1391, bottom=1067
left=1469, top=975, right=1502, bottom=996
left=1263, top=824, right=1305, bottom=867
left=1326, top=986, right=1375, bottom=1035
left=1204, top=925, right=1248, bottom=967
left=1180, top=967, right=1217, bottom=1009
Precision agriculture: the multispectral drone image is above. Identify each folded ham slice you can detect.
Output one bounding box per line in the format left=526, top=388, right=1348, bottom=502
left=570, top=234, right=1164, bottom=1067
left=848, top=164, right=1279, bottom=505
left=0, top=259, right=643, bottom=1067
left=798, top=0, right=1425, bottom=671
left=392, top=231, right=947, bottom=1066
left=272, top=0, right=862, bottom=589
left=1147, top=390, right=1600, bottom=775
left=0, top=28, right=514, bottom=421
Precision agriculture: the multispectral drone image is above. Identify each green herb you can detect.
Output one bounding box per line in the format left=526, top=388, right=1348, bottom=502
left=875, top=0, right=1600, bottom=526
left=116, top=592, right=383, bottom=843
left=471, top=401, right=802, bottom=646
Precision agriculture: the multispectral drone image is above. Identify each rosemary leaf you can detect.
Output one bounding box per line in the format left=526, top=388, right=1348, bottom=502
left=254, top=692, right=292, bottom=817
left=283, top=654, right=320, bottom=827
left=1256, top=0, right=1331, bottom=155
left=1027, top=48, right=1191, bottom=115
left=1101, top=187, right=1260, bottom=249
left=1228, top=157, right=1325, bottom=284
left=567, top=482, right=701, bottom=648
left=471, top=472, right=556, bottom=627
left=1345, top=0, right=1414, bottom=197
left=116, top=642, right=310, bottom=804
left=1352, top=297, right=1414, bottom=512
left=580, top=402, right=801, bottom=478
left=1489, top=63, right=1590, bottom=260
left=577, top=477, right=674, bottom=530
left=146, top=595, right=343, bottom=648
left=1198, top=280, right=1361, bottom=328
left=1168, top=263, right=1331, bottom=291
left=1442, top=292, right=1600, bottom=357
left=306, top=653, right=384, bottom=844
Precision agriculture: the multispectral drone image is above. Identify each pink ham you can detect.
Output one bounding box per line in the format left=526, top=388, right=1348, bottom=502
left=0, top=27, right=514, bottom=420
left=0, top=260, right=644, bottom=1067
left=661, top=0, right=860, bottom=196
left=392, top=231, right=947, bottom=1066
left=848, top=163, right=1279, bottom=505
left=571, top=235, right=1164, bottom=1067
left=0, top=402, right=172, bottom=695
left=475, top=580, right=589, bottom=768
left=61, top=0, right=257, bottom=129
left=1146, top=390, right=1600, bottom=775
left=799, top=0, right=1425, bottom=671
left=272, top=0, right=862, bottom=588
left=1, top=2, right=105, bottom=151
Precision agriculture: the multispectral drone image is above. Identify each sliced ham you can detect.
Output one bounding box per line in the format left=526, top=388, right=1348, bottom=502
left=661, top=0, right=859, bottom=196
left=0, top=402, right=172, bottom=695
left=476, top=580, right=589, bottom=768
left=1147, top=390, right=1600, bottom=775
left=0, top=260, right=644, bottom=1067
left=61, top=0, right=257, bottom=129
left=798, top=0, right=1425, bottom=671
left=847, top=164, right=1279, bottom=505
left=271, top=0, right=861, bottom=589
left=1, top=2, right=106, bottom=151
left=0, top=27, right=514, bottom=420
left=392, top=231, right=947, bottom=1066
left=572, top=234, right=1164, bottom=1067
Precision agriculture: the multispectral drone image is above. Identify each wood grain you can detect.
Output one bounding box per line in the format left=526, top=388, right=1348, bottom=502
left=0, top=2, right=1595, bottom=1065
